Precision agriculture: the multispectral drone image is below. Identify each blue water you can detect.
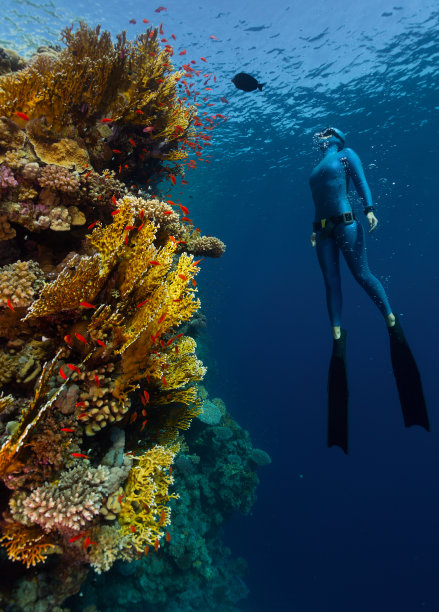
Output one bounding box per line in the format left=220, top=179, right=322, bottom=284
left=2, top=1, right=439, bottom=610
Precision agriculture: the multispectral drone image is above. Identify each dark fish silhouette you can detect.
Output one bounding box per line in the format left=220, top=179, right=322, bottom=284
left=232, top=73, right=265, bottom=92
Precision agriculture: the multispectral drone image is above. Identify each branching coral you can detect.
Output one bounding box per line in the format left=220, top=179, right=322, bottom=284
left=118, top=443, right=179, bottom=553
left=16, top=463, right=110, bottom=533
left=0, top=522, right=55, bottom=568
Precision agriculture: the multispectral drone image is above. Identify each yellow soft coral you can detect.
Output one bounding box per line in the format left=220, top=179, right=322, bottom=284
left=118, top=443, right=179, bottom=552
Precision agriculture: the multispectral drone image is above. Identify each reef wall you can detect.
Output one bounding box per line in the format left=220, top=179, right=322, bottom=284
left=0, top=23, right=244, bottom=610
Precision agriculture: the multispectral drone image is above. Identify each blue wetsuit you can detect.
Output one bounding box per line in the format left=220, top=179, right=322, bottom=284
left=309, top=146, right=392, bottom=327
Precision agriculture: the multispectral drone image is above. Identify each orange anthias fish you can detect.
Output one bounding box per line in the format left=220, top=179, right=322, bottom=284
left=96, top=339, right=107, bottom=348
left=112, top=194, right=117, bottom=206
left=154, top=539, right=160, bottom=551
left=66, top=364, right=81, bottom=375
left=69, top=531, right=89, bottom=543
left=165, top=531, right=171, bottom=542
left=158, top=312, right=167, bottom=324
left=75, top=333, right=88, bottom=345
left=169, top=174, right=177, bottom=185
left=179, top=204, right=189, bottom=215
left=159, top=510, right=165, bottom=525
left=101, top=118, right=113, bottom=123
left=59, top=366, right=68, bottom=380
left=61, top=428, right=75, bottom=432
left=79, top=302, right=95, bottom=309
left=71, top=453, right=89, bottom=459
left=15, top=111, right=29, bottom=121
left=94, top=374, right=100, bottom=387
left=6, top=299, right=14, bottom=312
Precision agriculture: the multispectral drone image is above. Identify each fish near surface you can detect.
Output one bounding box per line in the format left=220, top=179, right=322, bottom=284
left=232, top=72, right=265, bottom=92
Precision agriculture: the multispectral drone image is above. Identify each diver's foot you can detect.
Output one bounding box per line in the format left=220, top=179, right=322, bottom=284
left=332, top=326, right=341, bottom=340
left=386, top=313, right=396, bottom=328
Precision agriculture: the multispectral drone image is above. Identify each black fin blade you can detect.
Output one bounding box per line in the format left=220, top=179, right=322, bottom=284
left=327, top=329, right=349, bottom=454
left=389, top=318, right=430, bottom=431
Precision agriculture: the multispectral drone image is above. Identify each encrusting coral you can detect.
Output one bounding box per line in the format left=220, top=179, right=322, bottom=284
left=0, top=20, right=229, bottom=611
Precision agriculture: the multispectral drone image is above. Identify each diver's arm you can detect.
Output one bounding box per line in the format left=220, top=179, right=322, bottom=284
left=343, top=148, right=378, bottom=232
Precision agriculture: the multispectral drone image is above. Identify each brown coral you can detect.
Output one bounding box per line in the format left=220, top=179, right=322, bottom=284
left=0, top=212, right=15, bottom=240
left=38, top=165, right=80, bottom=192
left=189, top=235, right=226, bottom=258
left=0, top=260, right=45, bottom=309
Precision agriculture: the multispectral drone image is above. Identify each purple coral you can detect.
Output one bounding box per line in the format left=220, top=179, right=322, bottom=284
left=0, top=164, right=18, bottom=190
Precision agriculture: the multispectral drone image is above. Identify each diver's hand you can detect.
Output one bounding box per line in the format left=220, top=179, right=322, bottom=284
left=310, top=232, right=316, bottom=247
left=367, top=212, right=378, bottom=232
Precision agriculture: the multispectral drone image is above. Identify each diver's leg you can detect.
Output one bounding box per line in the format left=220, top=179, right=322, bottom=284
left=336, top=222, right=429, bottom=431
left=316, top=234, right=349, bottom=453
left=315, top=234, right=342, bottom=339
left=335, top=221, right=392, bottom=323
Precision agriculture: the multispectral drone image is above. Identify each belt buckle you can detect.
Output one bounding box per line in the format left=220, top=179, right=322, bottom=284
left=321, top=218, right=327, bottom=229
left=343, top=212, right=353, bottom=224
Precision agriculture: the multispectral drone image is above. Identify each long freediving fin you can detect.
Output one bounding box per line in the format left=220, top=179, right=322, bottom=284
left=388, top=317, right=430, bottom=431
left=327, top=329, right=349, bottom=454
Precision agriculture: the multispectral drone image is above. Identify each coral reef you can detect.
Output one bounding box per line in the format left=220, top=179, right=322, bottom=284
left=0, top=21, right=235, bottom=612
left=74, top=395, right=270, bottom=612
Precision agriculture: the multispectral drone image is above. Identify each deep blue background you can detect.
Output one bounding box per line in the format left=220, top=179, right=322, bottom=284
left=2, top=1, right=439, bottom=610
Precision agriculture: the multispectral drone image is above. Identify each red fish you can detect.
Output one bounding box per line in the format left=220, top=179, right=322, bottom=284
left=112, top=194, right=117, bottom=206
left=96, top=339, right=107, bottom=348
left=170, top=466, right=173, bottom=475
left=101, top=118, right=113, bottom=123
left=171, top=34, right=176, bottom=40
left=191, top=279, right=197, bottom=287
left=178, top=274, right=187, bottom=281
left=6, top=299, right=14, bottom=312
left=192, top=258, right=204, bottom=266
left=80, top=302, right=95, bottom=309
left=143, top=18, right=149, bottom=23
left=143, top=126, right=155, bottom=133
left=201, top=57, right=207, bottom=62
left=112, top=149, right=122, bottom=154
left=144, top=390, right=150, bottom=402
left=94, top=374, right=100, bottom=387
left=129, top=138, right=136, bottom=147
left=163, top=211, right=172, bottom=215
left=210, top=35, right=217, bottom=40
left=165, top=531, right=171, bottom=542
left=129, top=19, right=136, bottom=24
left=140, top=420, right=147, bottom=432
left=176, top=333, right=184, bottom=338
left=139, top=209, right=145, bottom=219
left=59, top=366, right=68, bottom=380
left=137, top=222, right=144, bottom=232
left=76, top=401, right=86, bottom=407
left=111, top=210, right=120, bottom=216
left=158, top=312, right=167, bottom=324
left=181, top=217, right=193, bottom=224
left=88, top=221, right=98, bottom=230
left=84, top=171, right=91, bottom=178
left=179, top=204, right=189, bottom=215
left=179, top=50, right=186, bottom=56
left=67, top=364, right=81, bottom=375
left=160, top=510, right=165, bottom=525
left=155, top=6, right=167, bottom=12
left=136, top=299, right=149, bottom=308
left=61, top=428, right=75, bottom=432
left=71, top=453, right=89, bottom=459
left=162, top=376, right=167, bottom=387
left=149, top=261, right=160, bottom=266
left=77, top=412, right=89, bottom=419
left=220, top=97, right=229, bottom=103
left=130, top=524, right=136, bottom=533
left=75, top=333, right=88, bottom=345
left=15, top=111, right=29, bottom=121
left=154, top=539, right=160, bottom=551
left=169, top=174, right=177, bottom=185
left=136, top=109, right=144, bottom=114
left=181, top=179, right=188, bottom=185
left=69, top=531, right=89, bottom=543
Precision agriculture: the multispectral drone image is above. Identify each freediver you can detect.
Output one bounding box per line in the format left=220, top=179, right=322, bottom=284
left=309, top=127, right=430, bottom=454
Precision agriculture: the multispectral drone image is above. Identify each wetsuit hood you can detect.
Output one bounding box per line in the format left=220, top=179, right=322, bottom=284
left=319, top=127, right=346, bottom=145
